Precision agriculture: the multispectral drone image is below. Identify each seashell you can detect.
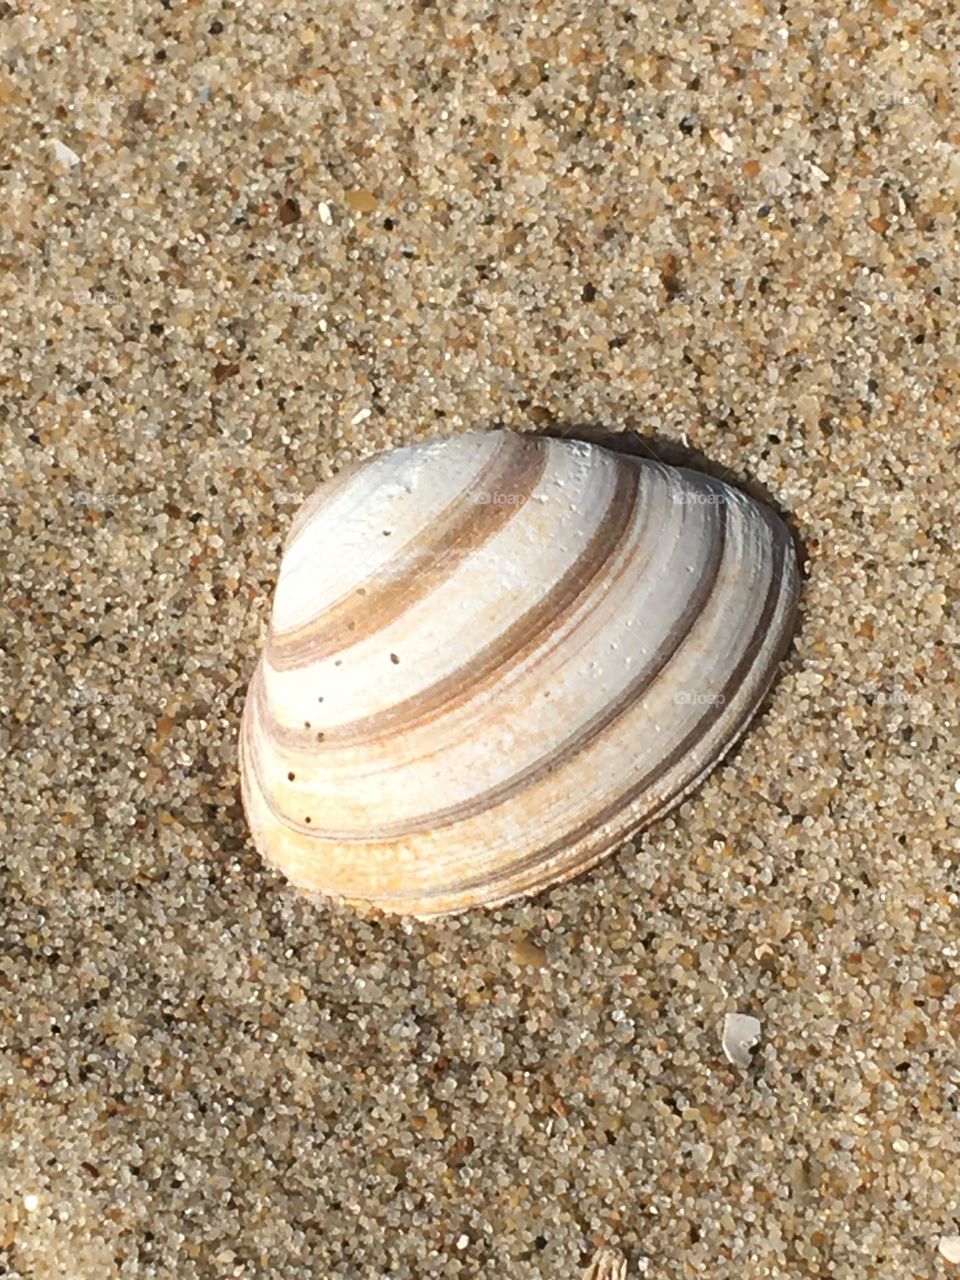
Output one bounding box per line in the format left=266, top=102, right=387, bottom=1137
left=721, top=1012, right=763, bottom=1067
left=240, top=429, right=798, bottom=918
left=582, top=1246, right=628, bottom=1279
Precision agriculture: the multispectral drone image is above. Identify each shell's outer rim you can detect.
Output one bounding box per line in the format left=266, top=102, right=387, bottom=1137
left=241, top=569, right=800, bottom=921
left=240, top=447, right=800, bottom=917
left=239, top=428, right=802, bottom=919
left=282, top=424, right=798, bottom=548
left=383, top=547, right=799, bottom=918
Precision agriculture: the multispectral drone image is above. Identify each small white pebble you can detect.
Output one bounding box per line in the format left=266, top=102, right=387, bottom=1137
left=722, top=1012, right=762, bottom=1067
left=351, top=408, right=372, bottom=425
left=939, top=1236, right=960, bottom=1265
left=317, top=201, right=333, bottom=225
left=50, top=138, right=80, bottom=167
left=456, top=1234, right=469, bottom=1249
left=23, top=1193, right=39, bottom=1212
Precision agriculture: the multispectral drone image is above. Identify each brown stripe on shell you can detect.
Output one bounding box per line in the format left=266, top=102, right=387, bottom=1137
left=247, top=480, right=729, bottom=841
left=404, top=509, right=797, bottom=906
left=266, top=433, right=549, bottom=672
left=258, top=456, right=643, bottom=752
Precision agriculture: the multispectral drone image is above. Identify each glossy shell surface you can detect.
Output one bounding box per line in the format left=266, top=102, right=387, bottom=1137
left=240, top=429, right=798, bottom=917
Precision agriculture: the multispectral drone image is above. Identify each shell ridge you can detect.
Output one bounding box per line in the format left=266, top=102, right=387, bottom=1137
left=270, top=432, right=513, bottom=652
left=265, top=434, right=547, bottom=670
left=249, top=487, right=728, bottom=842
left=240, top=430, right=801, bottom=916
left=374, top=508, right=795, bottom=908
left=258, top=456, right=641, bottom=754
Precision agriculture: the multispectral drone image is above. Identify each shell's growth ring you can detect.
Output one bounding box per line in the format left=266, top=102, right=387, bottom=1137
left=240, top=429, right=799, bottom=917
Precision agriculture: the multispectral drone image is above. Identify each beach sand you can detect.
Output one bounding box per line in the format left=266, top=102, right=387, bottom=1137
left=2, top=2, right=958, bottom=1277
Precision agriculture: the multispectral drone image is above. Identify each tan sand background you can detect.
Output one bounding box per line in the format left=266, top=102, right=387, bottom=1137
left=2, top=1, right=959, bottom=1277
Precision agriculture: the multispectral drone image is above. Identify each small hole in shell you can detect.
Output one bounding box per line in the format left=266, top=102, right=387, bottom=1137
left=316, top=731, right=325, bottom=742
left=304, top=721, right=311, bottom=729
left=288, top=771, right=295, bottom=781
left=317, top=696, right=324, bottom=703
left=304, top=816, right=311, bottom=824
left=390, top=653, right=400, bottom=664
left=382, top=529, right=391, bottom=536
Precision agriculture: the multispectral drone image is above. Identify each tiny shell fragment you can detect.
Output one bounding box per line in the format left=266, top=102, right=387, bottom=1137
left=722, top=1012, right=762, bottom=1066
left=50, top=138, right=80, bottom=167
left=939, top=1237, right=960, bottom=1265
left=582, top=1246, right=627, bottom=1280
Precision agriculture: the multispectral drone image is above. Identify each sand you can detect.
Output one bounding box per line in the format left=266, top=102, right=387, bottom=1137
left=2, top=1, right=959, bottom=1277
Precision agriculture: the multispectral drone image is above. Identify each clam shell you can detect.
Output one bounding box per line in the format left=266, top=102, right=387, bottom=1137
left=240, top=429, right=798, bottom=917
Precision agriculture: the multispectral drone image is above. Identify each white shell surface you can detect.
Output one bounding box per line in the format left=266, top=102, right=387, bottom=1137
left=721, top=1012, right=763, bottom=1067
left=240, top=429, right=799, bottom=917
